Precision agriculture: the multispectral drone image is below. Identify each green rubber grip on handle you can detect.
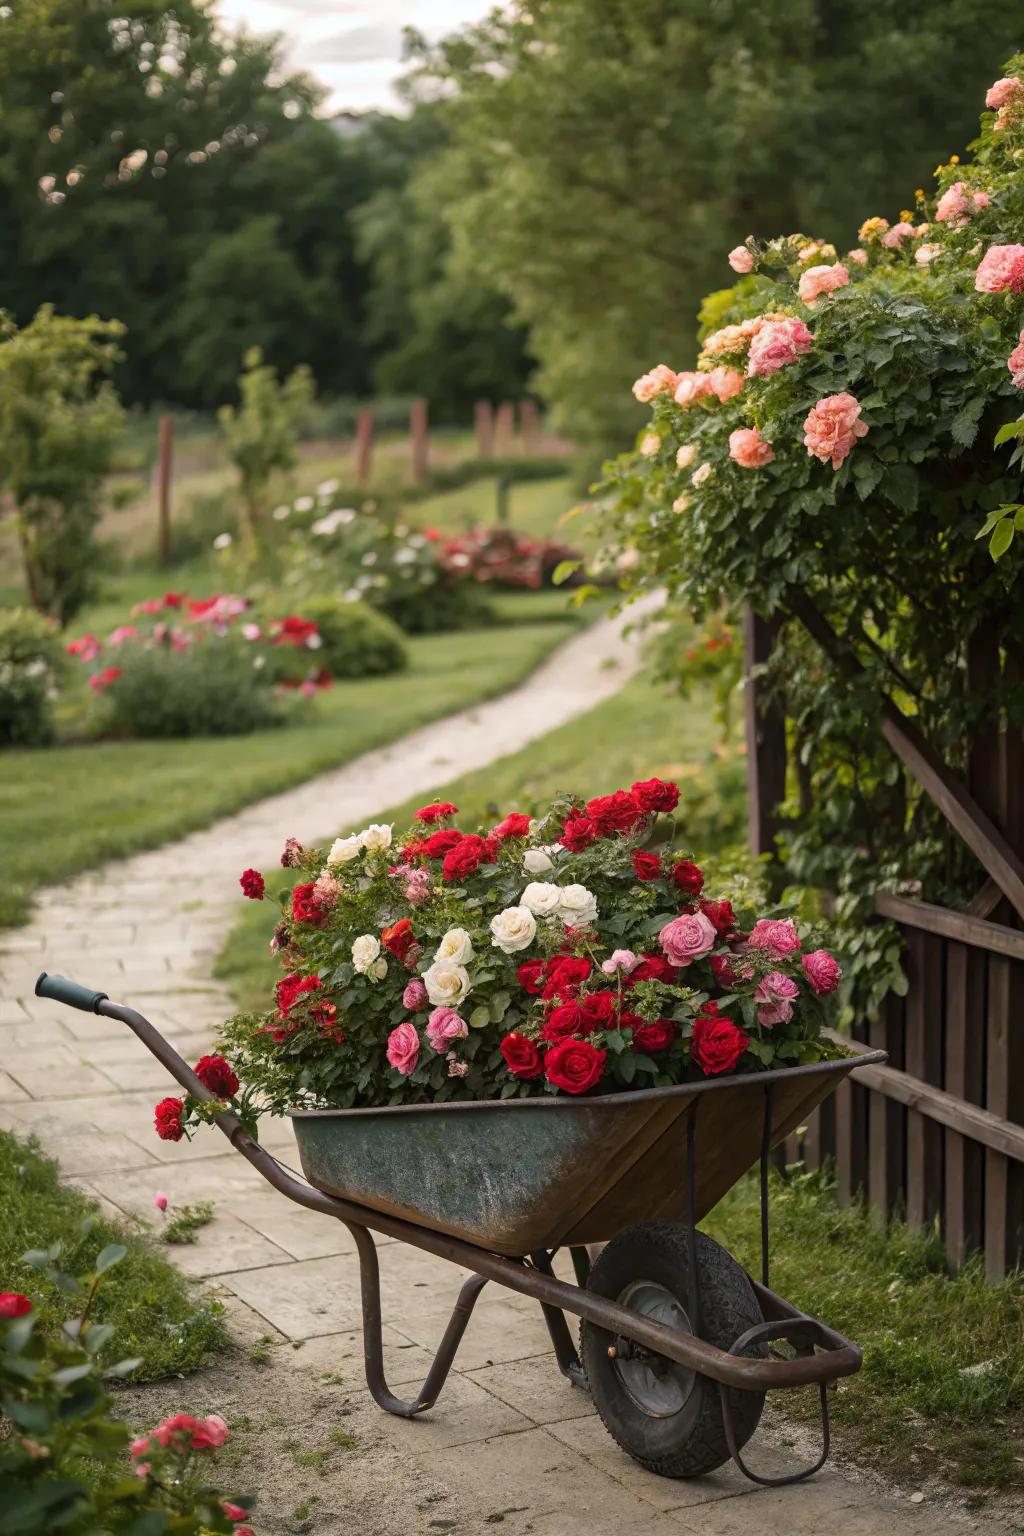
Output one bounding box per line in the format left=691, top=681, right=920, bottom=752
left=35, top=972, right=109, bottom=1013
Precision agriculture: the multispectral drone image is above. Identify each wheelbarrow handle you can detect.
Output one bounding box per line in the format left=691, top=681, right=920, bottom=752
left=36, top=971, right=109, bottom=1013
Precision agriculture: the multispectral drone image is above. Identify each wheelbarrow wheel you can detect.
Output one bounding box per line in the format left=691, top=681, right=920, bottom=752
left=580, top=1222, right=766, bottom=1479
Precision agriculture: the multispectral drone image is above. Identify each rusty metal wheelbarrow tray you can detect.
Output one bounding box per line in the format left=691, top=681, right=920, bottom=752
left=290, top=1055, right=862, bottom=1256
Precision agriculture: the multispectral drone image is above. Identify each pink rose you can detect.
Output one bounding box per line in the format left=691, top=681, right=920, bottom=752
left=975, top=244, right=1024, bottom=295
left=425, top=1007, right=467, bottom=1053
left=446, top=1054, right=469, bottom=1078
left=802, top=949, right=842, bottom=995
left=602, top=948, right=640, bottom=976
left=632, top=364, right=679, bottom=403
left=673, top=371, right=715, bottom=408
left=659, top=910, right=717, bottom=967
left=402, top=868, right=432, bottom=907
left=880, top=221, right=916, bottom=247
left=728, top=245, right=755, bottom=273
left=386, top=1021, right=420, bottom=1075
left=754, top=970, right=800, bottom=1026
left=312, top=872, right=340, bottom=912
left=935, top=183, right=990, bottom=227
left=797, top=262, right=850, bottom=306
left=708, top=366, right=744, bottom=402
left=986, top=76, right=1023, bottom=110
left=403, top=978, right=428, bottom=1010
left=748, top=918, right=801, bottom=956
left=803, top=392, right=869, bottom=469
left=728, top=426, right=774, bottom=469
left=847, top=248, right=868, bottom=266
left=153, top=1192, right=168, bottom=1212
left=746, top=317, right=812, bottom=377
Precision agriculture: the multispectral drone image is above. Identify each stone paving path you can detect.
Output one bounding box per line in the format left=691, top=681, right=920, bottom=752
left=0, top=603, right=1014, bottom=1536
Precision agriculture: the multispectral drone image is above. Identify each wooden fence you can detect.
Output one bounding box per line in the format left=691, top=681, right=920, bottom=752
left=745, top=608, right=1024, bottom=1278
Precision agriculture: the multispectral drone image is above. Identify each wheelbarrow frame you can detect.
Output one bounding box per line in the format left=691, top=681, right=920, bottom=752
left=35, top=972, right=886, bottom=1487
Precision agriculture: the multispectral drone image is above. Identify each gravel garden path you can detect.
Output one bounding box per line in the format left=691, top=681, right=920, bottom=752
left=0, top=602, right=1014, bottom=1536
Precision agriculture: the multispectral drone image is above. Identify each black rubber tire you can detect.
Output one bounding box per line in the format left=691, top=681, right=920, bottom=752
left=580, top=1222, right=766, bottom=1479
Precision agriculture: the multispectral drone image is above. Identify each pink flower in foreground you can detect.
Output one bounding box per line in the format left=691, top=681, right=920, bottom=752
left=386, top=1021, right=420, bottom=1076
left=728, top=427, right=774, bottom=469
left=798, top=262, right=850, bottom=306
left=632, top=364, right=679, bottom=403
left=803, top=392, right=869, bottom=469
left=803, top=949, right=842, bottom=995
left=728, top=245, right=755, bottom=273
left=602, top=948, right=640, bottom=976
left=986, top=76, right=1023, bottom=110
left=425, top=1007, right=467, bottom=1053
left=935, top=183, right=990, bottom=227
left=673, top=371, right=715, bottom=408
left=748, top=918, right=801, bottom=956
left=153, top=1192, right=168, bottom=1213
left=708, top=366, right=744, bottom=402
left=755, top=971, right=800, bottom=1026
left=1008, top=330, right=1024, bottom=389
left=975, top=244, right=1024, bottom=295
left=747, top=317, right=812, bottom=377
left=881, top=221, right=917, bottom=247
left=659, top=910, right=717, bottom=967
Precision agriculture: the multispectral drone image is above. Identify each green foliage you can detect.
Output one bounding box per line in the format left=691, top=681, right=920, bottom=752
left=291, top=595, right=408, bottom=679
left=218, top=349, right=314, bottom=539
left=160, top=1201, right=214, bottom=1246
left=0, top=308, right=124, bottom=624
left=0, top=608, right=63, bottom=747
left=0, top=1130, right=226, bottom=1380
left=96, top=636, right=285, bottom=739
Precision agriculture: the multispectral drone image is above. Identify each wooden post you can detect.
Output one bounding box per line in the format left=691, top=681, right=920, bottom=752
left=355, top=406, right=374, bottom=487
left=495, top=472, right=511, bottom=525
left=474, top=400, right=494, bottom=460
left=156, top=413, right=174, bottom=566
left=742, top=610, right=787, bottom=860
left=494, top=400, right=515, bottom=456
left=410, top=397, right=429, bottom=485
left=519, top=399, right=539, bottom=453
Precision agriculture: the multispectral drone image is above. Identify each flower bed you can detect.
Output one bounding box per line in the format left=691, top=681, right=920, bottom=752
left=439, top=526, right=586, bottom=590
left=154, top=778, right=844, bottom=1138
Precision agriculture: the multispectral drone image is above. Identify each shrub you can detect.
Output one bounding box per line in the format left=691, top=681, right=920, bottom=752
left=96, top=635, right=284, bottom=739
left=218, top=346, right=314, bottom=542
left=0, top=608, right=63, bottom=748
left=294, top=594, right=408, bottom=677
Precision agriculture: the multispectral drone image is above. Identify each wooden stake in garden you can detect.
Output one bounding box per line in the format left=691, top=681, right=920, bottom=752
left=519, top=399, right=539, bottom=453
left=474, top=399, right=494, bottom=459
left=494, top=400, right=515, bottom=456
left=156, top=413, right=174, bottom=567
left=410, top=397, right=429, bottom=484
left=355, top=406, right=374, bottom=486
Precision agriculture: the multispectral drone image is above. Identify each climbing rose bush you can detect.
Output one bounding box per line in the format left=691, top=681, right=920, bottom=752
left=157, top=782, right=844, bottom=1130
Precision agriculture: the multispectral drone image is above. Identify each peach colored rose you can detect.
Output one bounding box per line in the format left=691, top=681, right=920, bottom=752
left=728, top=245, right=754, bottom=273
left=798, top=262, right=850, bottom=306
left=915, top=243, right=941, bottom=266
left=640, top=432, right=661, bottom=456
left=986, top=76, right=1023, bottom=110
left=935, top=182, right=991, bottom=226
left=691, top=462, right=713, bottom=487
left=803, top=392, right=869, bottom=469
left=1008, top=330, right=1024, bottom=389
left=674, top=371, right=715, bottom=407
left=708, top=366, right=744, bottom=401
left=675, top=443, right=697, bottom=468
left=632, top=364, right=679, bottom=403
left=881, top=221, right=916, bottom=248
left=975, top=244, right=1024, bottom=294
left=728, top=427, right=774, bottom=469
left=747, top=317, right=812, bottom=377
left=672, top=494, right=691, bottom=513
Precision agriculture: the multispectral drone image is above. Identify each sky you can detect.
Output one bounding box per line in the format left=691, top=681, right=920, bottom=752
left=214, top=1, right=491, bottom=113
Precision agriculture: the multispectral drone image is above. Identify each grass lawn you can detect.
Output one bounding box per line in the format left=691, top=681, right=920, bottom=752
left=0, top=1129, right=226, bottom=1380
left=411, top=471, right=598, bottom=548
left=706, top=1168, right=1024, bottom=1495
left=0, top=592, right=579, bottom=928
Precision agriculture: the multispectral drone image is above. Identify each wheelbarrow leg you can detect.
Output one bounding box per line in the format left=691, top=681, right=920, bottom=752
left=347, top=1222, right=488, bottom=1419
left=529, top=1250, right=587, bottom=1391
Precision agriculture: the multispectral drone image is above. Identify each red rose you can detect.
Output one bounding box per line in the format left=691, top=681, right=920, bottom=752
left=632, top=1018, right=677, bottom=1054
left=501, top=1033, right=544, bottom=1080
left=419, top=828, right=464, bottom=859
left=518, top=959, right=546, bottom=995
left=542, top=955, right=593, bottom=999
left=690, top=1011, right=748, bottom=1076
left=671, top=860, right=705, bottom=895
left=154, top=1096, right=185, bottom=1141
left=544, top=1037, right=607, bottom=1094
left=291, top=881, right=324, bottom=925
left=442, top=834, right=491, bottom=881
left=239, top=868, right=265, bottom=900
left=586, top=790, right=643, bottom=836
left=632, top=850, right=662, bottom=881
left=626, top=953, right=679, bottom=985
left=382, top=917, right=417, bottom=963
left=194, top=1054, right=239, bottom=1099
left=700, top=898, right=736, bottom=937
left=311, top=998, right=342, bottom=1037
left=579, top=990, right=617, bottom=1028
left=415, top=801, right=459, bottom=823
left=493, top=812, right=532, bottom=840
left=709, top=954, right=738, bottom=987
left=630, top=777, right=680, bottom=814
left=275, top=973, right=324, bottom=1016
left=0, top=1292, right=32, bottom=1318
left=542, top=1001, right=587, bottom=1042
left=559, top=814, right=598, bottom=852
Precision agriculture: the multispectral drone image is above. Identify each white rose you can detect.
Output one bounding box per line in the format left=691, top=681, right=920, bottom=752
left=490, top=905, right=538, bottom=955
left=521, top=881, right=562, bottom=917
left=370, top=956, right=388, bottom=981
left=557, top=884, right=599, bottom=926
left=423, top=961, right=471, bottom=1007
left=359, top=823, right=393, bottom=852
left=523, top=847, right=554, bottom=874
left=435, top=927, right=474, bottom=965
left=352, top=934, right=381, bottom=974
left=327, top=835, right=362, bottom=865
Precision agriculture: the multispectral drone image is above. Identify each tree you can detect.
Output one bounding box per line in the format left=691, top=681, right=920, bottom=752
left=0, top=307, right=124, bottom=624
left=218, top=348, right=314, bottom=541
left=407, top=0, right=1024, bottom=449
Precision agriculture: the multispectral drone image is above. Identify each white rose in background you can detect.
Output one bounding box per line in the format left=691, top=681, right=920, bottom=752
left=359, top=823, right=393, bottom=853
left=352, top=934, right=382, bottom=974
left=327, top=834, right=362, bottom=865
left=423, top=961, right=471, bottom=1007
left=490, top=906, right=538, bottom=955
left=557, top=884, right=599, bottom=926
left=523, top=847, right=554, bottom=874
left=434, top=927, right=475, bottom=965
left=369, top=956, right=388, bottom=981
left=520, top=881, right=562, bottom=917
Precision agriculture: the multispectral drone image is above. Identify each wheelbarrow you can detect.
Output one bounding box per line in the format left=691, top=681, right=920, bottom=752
left=36, top=971, right=886, bottom=1486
